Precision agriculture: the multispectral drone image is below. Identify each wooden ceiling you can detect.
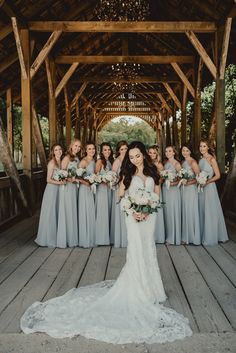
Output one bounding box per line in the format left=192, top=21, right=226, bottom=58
left=0, top=0, right=235, bottom=126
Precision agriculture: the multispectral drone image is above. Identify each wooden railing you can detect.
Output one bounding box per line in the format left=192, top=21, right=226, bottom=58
left=0, top=170, right=46, bottom=228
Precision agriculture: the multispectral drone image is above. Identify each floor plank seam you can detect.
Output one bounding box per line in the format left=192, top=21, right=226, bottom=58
left=220, top=242, right=236, bottom=261
left=76, top=248, right=93, bottom=288
left=103, top=246, right=112, bottom=281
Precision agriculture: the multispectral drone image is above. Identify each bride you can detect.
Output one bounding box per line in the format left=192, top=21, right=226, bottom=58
left=20, top=141, right=192, bottom=344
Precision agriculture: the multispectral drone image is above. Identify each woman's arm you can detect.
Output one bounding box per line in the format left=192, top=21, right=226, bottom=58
left=46, top=161, right=64, bottom=185
left=206, top=157, right=220, bottom=184
left=186, top=160, right=200, bottom=185
left=78, top=159, right=90, bottom=186
left=154, top=184, right=160, bottom=197
left=95, top=159, right=103, bottom=173
left=112, top=158, right=120, bottom=173
left=118, top=178, right=125, bottom=198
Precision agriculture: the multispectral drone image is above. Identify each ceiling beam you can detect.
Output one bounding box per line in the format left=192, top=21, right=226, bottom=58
left=219, top=18, right=232, bottom=79
left=28, top=21, right=217, bottom=33
left=171, top=62, right=195, bottom=98
left=71, top=76, right=179, bottom=83
left=55, top=63, right=79, bottom=98
left=163, top=83, right=181, bottom=109
left=55, top=55, right=194, bottom=64
left=11, top=17, right=27, bottom=79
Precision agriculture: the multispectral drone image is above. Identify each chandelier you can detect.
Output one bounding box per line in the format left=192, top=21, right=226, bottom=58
left=111, top=63, right=141, bottom=94
left=95, top=0, right=150, bottom=21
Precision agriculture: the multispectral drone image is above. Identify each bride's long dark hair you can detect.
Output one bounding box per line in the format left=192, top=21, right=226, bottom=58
left=119, top=141, right=159, bottom=190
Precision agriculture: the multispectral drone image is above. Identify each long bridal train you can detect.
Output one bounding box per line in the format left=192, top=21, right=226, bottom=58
left=21, top=176, right=192, bottom=344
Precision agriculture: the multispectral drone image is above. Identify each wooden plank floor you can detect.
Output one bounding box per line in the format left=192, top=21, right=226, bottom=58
left=0, top=214, right=235, bottom=334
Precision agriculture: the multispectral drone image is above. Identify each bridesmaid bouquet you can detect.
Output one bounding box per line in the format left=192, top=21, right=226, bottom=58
left=53, top=170, right=68, bottom=190
left=101, top=171, right=118, bottom=189
left=177, top=168, right=195, bottom=188
left=160, top=170, right=177, bottom=189
left=84, top=173, right=102, bottom=194
left=120, top=188, right=162, bottom=222
left=196, top=171, right=209, bottom=192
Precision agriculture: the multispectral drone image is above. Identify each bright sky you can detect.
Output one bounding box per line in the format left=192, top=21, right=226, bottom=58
left=112, top=116, right=143, bottom=125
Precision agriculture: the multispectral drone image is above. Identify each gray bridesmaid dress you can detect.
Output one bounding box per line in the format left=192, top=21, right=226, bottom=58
left=110, top=161, right=128, bottom=247
left=162, top=162, right=181, bottom=245
left=95, top=160, right=112, bottom=245
left=78, top=160, right=96, bottom=248
left=154, top=187, right=165, bottom=243
left=198, top=158, right=228, bottom=245
left=57, top=158, right=79, bottom=248
left=181, top=161, right=201, bottom=245
left=35, top=168, right=60, bottom=247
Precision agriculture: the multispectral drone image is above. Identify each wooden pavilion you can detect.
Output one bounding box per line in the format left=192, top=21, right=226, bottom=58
left=0, top=0, right=235, bottom=223
left=0, top=2, right=236, bottom=349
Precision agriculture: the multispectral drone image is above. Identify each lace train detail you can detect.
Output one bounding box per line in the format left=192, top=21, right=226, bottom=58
left=21, top=176, right=192, bottom=344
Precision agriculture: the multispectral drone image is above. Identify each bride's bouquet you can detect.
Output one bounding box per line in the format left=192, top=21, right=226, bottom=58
left=160, top=170, right=177, bottom=189
left=84, top=173, right=102, bottom=194
left=177, top=168, right=195, bottom=188
left=120, top=188, right=162, bottom=222
left=101, top=171, right=118, bottom=189
left=196, top=171, right=209, bottom=192
left=53, top=169, right=68, bottom=190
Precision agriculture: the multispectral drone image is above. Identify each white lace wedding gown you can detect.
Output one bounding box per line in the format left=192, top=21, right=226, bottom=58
left=20, top=176, right=192, bottom=344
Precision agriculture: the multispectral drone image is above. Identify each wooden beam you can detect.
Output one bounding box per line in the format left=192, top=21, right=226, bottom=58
left=171, top=62, right=195, bottom=98
left=186, top=30, right=217, bottom=79
left=55, top=63, right=79, bottom=98
left=30, top=30, right=62, bottom=79
left=56, top=55, right=194, bottom=64
left=0, top=53, right=18, bottom=74
left=72, top=76, right=179, bottom=83
left=64, top=87, right=71, bottom=146
left=32, top=103, right=47, bottom=172
left=11, top=17, right=27, bottom=79
left=219, top=18, right=232, bottom=79
left=45, top=58, right=57, bottom=147
left=156, top=93, right=172, bottom=114
left=194, top=58, right=203, bottom=151
left=163, top=83, right=181, bottom=109
left=6, top=88, right=13, bottom=153
left=0, top=24, right=12, bottom=41
left=71, top=82, right=87, bottom=107
left=28, top=21, right=217, bottom=33
left=181, top=84, right=188, bottom=145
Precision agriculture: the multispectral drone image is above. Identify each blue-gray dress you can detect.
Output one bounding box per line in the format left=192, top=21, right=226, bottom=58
left=181, top=161, right=201, bottom=245
left=95, top=160, right=112, bottom=245
left=35, top=168, right=60, bottom=247
left=78, top=160, right=96, bottom=248
left=154, top=186, right=165, bottom=244
left=57, top=158, right=79, bottom=248
left=110, top=161, right=127, bottom=247
left=198, top=158, right=228, bottom=245
left=162, top=162, right=181, bottom=245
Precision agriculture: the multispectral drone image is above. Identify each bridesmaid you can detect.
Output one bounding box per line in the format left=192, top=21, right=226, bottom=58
left=148, top=145, right=165, bottom=244
left=78, top=142, right=96, bottom=248
left=95, top=142, right=114, bottom=245
left=110, top=141, right=128, bottom=247
left=162, top=145, right=182, bottom=245
left=198, top=139, right=228, bottom=245
left=180, top=143, right=201, bottom=245
left=35, top=144, right=64, bottom=247
left=57, top=139, right=81, bottom=248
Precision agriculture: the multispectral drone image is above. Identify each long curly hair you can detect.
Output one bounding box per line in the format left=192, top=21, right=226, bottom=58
left=119, top=141, right=159, bottom=190
left=67, top=139, right=82, bottom=161
left=199, top=139, right=216, bottom=158
left=48, top=143, right=63, bottom=168
left=163, top=145, right=180, bottom=163
left=115, top=140, right=128, bottom=158
left=83, top=141, right=97, bottom=161
left=180, top=141, right=197, bottom=161
left=99, top=142, right=114, bottom=168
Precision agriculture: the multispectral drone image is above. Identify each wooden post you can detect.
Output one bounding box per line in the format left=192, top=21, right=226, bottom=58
left=181, top=84, right=188, bottom=145
left=166, top=114, right=171, bottom=146
left=216, top=77, right=225, bottom=172
left=32, top=103, right=47, bottom=171
left=45, top=57, right=57, bottom=148
left=20, top=28, right=33, bottom=208
left=74, top=100, right=80, bottom=139
left=6, top=88, right=13, bottom=153
left=193, top=58, right=203, bottom=152
left=64, top=87, right=71, bottom=146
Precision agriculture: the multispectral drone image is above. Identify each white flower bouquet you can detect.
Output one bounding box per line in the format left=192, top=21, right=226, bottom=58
left=196, top=171, right=209, bottom=192
left=101, top=171, right=118, bottom=189
left=84, top=173, right=102, bottom=194
left=160, top=170, right=177, bottom=189
left=53, top=169, right=68, bottom=190
left=67, top=166, right=77, bottom=178
left=120, top=188, right=162, bottom=222
left=177, top=168, right=195, bottom=188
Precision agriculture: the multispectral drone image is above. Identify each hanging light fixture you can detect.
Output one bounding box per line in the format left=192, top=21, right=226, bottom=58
left=111, top=62, right=141, bottom=94
left=95, top=0, right=150, bottom=21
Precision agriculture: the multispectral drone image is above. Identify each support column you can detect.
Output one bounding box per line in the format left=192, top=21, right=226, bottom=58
left=216, top=77, right=225, bottom=172
left=21, top=28, right=33, bottom=208
left=194, top=58, right=203, bottom=152
left=64, top=87, right=71, bottom=146
left=46, top=58, right=57, bottom=148
left=166, top=114, right=171, bottom=147
left=181, top=84, right=187, bottom=145
left=6, top=88, right=13, bottom=154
